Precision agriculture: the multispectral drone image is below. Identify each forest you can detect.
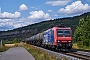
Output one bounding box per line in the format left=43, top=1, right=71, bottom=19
left=73, top=16, right=90, bottom=48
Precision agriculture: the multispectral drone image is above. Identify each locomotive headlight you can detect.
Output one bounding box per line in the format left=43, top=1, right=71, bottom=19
left=57, top=40, right=60, bottom=42
left=68, top=41, right=71, bottom=42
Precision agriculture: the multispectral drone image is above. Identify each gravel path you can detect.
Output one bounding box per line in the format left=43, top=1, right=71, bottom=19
left=0, top=47, right=35, bottom=60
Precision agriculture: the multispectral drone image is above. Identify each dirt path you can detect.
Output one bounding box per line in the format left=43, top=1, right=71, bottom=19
left=0, top=47, right=35, bottom=60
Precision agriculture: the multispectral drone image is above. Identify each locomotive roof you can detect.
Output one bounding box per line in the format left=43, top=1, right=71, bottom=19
left=52, top=27, right=71, bottom=30
left=43, top=27, right=71, bottom=33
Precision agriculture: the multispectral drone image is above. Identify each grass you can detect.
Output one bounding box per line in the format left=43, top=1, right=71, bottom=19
left=23, top=43, right=56, bottom=60
left=23, top=43, right=69, bottom=60
left=80, top=46, right=90, bottom=50
left=0, top=45, right=9, bottom=52
left=72, top=43, right=90, bottom=50
left=72, top=43, right=79, bottom=49
left=5, top=44, right=15, bottom=47
left=0, top=43, right=20, bottom=52
left=0, top=42, right=68, bottom=60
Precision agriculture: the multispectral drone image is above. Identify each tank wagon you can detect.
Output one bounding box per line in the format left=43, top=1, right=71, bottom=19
left=25, top=26, right=72, bottom=50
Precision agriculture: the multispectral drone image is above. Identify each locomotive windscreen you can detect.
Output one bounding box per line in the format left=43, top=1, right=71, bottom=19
left=57, top=30, right=71, bottom=37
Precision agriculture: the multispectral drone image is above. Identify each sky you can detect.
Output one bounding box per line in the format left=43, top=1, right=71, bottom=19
left=0, top=0, right=90, bottom=31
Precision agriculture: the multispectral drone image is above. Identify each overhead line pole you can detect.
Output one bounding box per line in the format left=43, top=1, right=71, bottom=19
left=0, top=40, right=2, bottom=49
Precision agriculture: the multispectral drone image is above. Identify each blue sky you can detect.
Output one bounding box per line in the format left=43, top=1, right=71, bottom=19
left=0, top=0, right=90, bottom=31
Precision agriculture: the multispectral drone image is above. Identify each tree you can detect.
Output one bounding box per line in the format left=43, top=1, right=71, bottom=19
left=73, top=18, right=85, bottom=42
left=83, top=16, right=90, bottom=47
left=13, top=38, right=19, bottom=43
left=73, top=16, right=90, bottom=48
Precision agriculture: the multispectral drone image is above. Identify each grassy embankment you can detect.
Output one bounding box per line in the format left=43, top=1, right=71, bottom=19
left=23, top=43, right=69, bottom=60
left=72, top=43, right=90, bottom=50
left=23, top=43, right=57, bottom=60
left=0, top=43, right=57, bottom=60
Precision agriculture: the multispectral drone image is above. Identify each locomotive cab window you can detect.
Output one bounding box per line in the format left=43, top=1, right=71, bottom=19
left=57, top=30, right=63, bottom=36
left=64, top=30, right=70, bottom=35
left=57, top=30, right=71, bottom=36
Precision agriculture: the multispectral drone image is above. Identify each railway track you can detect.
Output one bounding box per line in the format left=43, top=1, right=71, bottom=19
left=73, top=49, right=90, bottom=52
left=58, top=49, right=90, bottom=60
left=73, top=51, right=90, bottom=57
left=33, top=45, right=90, bottom=60
left=63, top=52, right=90, bottom=60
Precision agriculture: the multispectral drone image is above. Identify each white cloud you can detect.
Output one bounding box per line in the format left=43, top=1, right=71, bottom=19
left=58, top=1, right=90, bottom=15
left=19, top=4, right=28, bottom=11
left=47, top=10, right=53, bottom=12
left=28, top=10, right=51, bottom=23
left=14, top=10, right=51, bottom=27
left=0, top=19, right=14, bottom=31
left=13, top=18, right=31, bottom=28
left=0, top=10, right=51, bottom=31
left=0, top=11, right=21, bottom=19
left=0, top=18, right=31, bottom=31
left=45, top=0, right=71, bottom=6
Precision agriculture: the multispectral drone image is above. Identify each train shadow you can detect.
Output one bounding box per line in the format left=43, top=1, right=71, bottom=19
left=69, top=49, right=77, bottom=52
left=54, top=49, right=77, bottom=53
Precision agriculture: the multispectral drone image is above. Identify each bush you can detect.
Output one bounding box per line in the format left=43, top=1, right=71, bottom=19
left=0, top=46, right=9, bottom=52
left=77, top=41, right=83, bottom=48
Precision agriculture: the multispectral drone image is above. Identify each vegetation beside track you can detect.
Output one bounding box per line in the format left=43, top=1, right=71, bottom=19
left=23, top=43, right=69, bottom=60
left=73, top=16, right=90, bottom=50
left=72, top=43, right=90, bottom=50
left=0, top=42, right=68, bottom=60
left=23, top=43, right=56, bottom=60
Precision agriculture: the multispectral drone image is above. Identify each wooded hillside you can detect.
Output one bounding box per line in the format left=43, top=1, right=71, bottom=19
left=0, top=12, right=90, bottom=41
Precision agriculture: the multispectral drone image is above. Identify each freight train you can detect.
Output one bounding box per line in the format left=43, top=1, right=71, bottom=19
left=25, top=25, right=72, bottom=50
